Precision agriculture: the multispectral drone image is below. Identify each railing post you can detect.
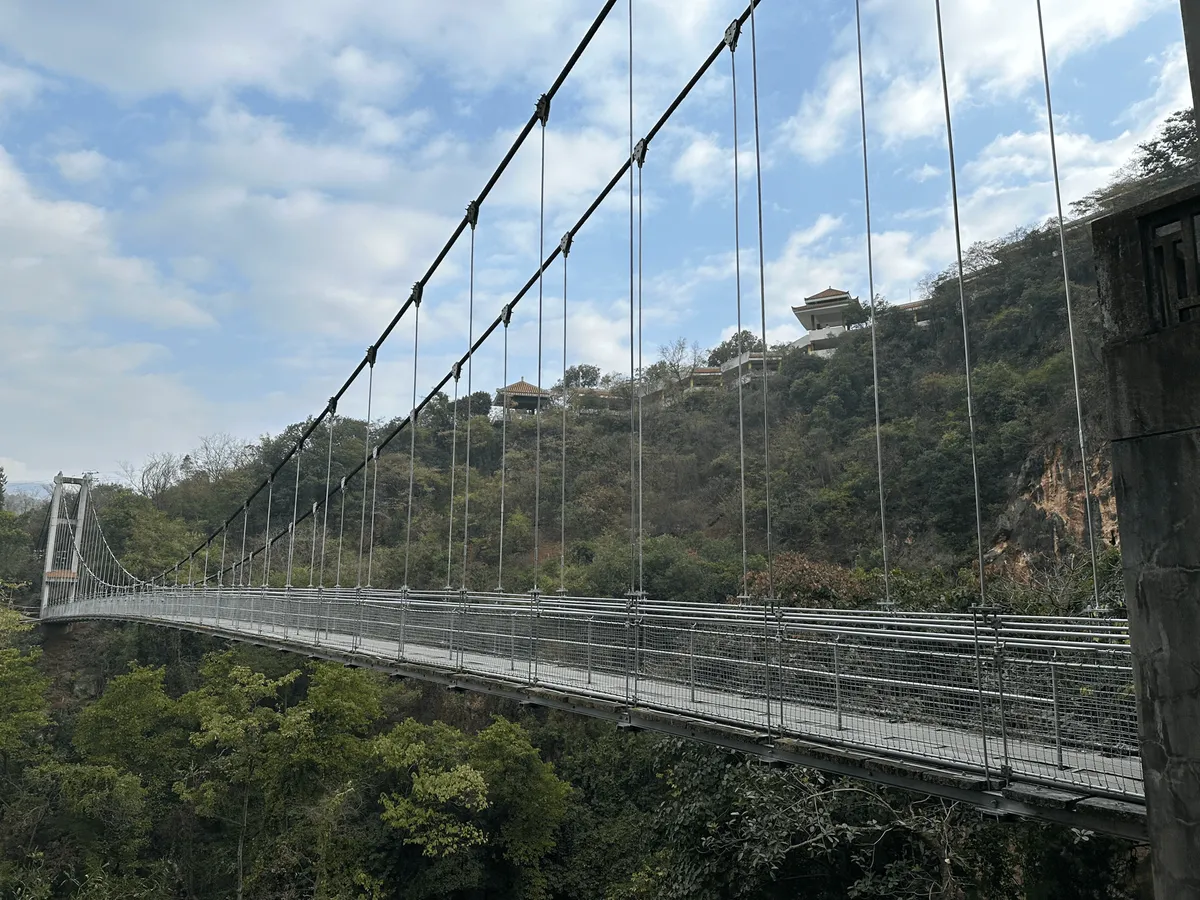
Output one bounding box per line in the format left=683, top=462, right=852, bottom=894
left=510, top=612, right=517, bottom=672
left=588, top=616, right=594, bottom=685
left=623, top=616, right=631, bottom=704
left=763, top=615, right=773, bottom=737
left=996, top=640, right=1010, bottom=780
left=834, top=635, right=843, bottom=731
left=530, top=589, right=541, bottom=684
left=1051, top=649, right=1064, bottom=769
left=398, top=596, right=407, bottom=661
left=457, top=590, right=468, bottom=669
left=689, top=623, right=696, bottom=702
left=776, top=620, right=786, bottom=731
left=633, top=613, right=641, bottom=705
left=972, top=607, right=993, bottom=785
left=355, top=588, right=365, bottom=652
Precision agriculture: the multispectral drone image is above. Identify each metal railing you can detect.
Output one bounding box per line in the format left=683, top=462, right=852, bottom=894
left=43, top=587, right=1141, bottom=802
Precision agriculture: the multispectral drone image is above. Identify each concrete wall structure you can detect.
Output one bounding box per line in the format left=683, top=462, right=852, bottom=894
left=1094, top=181, right=1200, bottom=897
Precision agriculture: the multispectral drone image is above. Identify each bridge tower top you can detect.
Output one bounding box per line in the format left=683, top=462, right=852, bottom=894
left=40, top=474, right=91, bottom=617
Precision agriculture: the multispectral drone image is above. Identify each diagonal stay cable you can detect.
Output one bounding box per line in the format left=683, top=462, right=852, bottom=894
left=209, top=0, right=766, bottom=585
left=158, top=0, right=620, bottom=583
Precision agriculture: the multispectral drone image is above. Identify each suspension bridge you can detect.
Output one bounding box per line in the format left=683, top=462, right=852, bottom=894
left=35, top=0, right=1151, bottom=841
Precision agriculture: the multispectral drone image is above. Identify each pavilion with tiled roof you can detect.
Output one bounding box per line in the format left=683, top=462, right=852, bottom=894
left=791, top=286, right=855, bottom=331
left=495, top=377, right=551, bottom=413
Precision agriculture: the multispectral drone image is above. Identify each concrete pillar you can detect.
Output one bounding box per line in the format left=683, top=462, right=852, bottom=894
left=1093, top=181, right=1200, bottom=897
left=40, top=474, right=64, bottom=616
left=1181, top=1, right=1200, bottom=126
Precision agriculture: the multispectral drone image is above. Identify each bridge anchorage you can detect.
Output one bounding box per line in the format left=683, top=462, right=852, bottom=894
left=37, top=0, right=1181, bottom=853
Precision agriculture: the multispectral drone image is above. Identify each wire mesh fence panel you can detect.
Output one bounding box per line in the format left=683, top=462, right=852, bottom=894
left=44, top=589, right=1144, bottom=801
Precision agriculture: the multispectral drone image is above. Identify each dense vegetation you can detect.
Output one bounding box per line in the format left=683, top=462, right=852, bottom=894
left=0, top=617, right=1149, bottom=898
left=1, top=110, right=1193, bottom=899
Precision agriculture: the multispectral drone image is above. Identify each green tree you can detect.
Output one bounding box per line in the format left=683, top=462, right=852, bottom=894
left=174, top=653, right=299, bottom=900
left=375, top=716, right=570, bottom=899
left=706, top=330, right=765, bottom=367
left=0, top=607, right=49, bottom=771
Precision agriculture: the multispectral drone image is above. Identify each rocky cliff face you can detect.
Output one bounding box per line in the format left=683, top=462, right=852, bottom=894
left=990, top=441, right=1116, bottom=578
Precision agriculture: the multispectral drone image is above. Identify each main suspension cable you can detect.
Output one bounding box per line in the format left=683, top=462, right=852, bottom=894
left=856, top=0, right=891, bottom=607
left=1035, top=0, right=1102, bottom=611
left=935, top=0, right=988, bottom=606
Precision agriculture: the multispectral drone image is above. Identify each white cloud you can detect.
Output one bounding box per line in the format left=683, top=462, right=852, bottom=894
left=54, top=148, right=113, bottom=183
left=0, top=0, right=1186, bottom=489
left=672, top=131, right=729, bottom=201
left=910, top=163, right=943, bottom=183
left=0, top=325, right=236, bottom=483
left=0, top=148, right=210, bottom=327
left=329, top=46, right=412, bottom=101
left=0, top=62, right=43, bottom=111
left=779, top=0, right=1173, bottom=163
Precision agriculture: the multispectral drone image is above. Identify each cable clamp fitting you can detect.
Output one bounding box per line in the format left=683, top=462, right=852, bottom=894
left=366, top=344, right=378, bottom=367
left=312, top=501, right=318, bottom=515
left=410, top=281, right=423, bottom=308
left=466, top=200, right=480, bottom=230
left=372, top=446, right=379, bottom=461
left=451, top=361, right=462, bottom=381
left=501, top=303, right=513, bottom=327
left=724, top=19, right=741, bottom=51
left=559, top=231, right=573, bottom=257
left=535, top=92, right=551, bottom=126
left=632, top=138, right=648, bottom=168
left=328, top=396, right=338, bottom=416
left=340, top=476, right=347, bottom=491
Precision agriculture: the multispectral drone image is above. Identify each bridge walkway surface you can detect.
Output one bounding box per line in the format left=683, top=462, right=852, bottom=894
left=43, top=588, right=1146, bottom=840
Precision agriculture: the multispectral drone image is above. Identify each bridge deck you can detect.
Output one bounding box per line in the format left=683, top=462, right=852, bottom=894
left=42, top=588, right=1145, bottom=838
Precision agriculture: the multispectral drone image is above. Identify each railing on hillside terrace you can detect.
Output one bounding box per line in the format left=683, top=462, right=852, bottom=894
left=43, top=589, right=1140, bottom=802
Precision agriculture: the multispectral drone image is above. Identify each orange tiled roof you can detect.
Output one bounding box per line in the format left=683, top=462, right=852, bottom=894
left=803, top=286, right=851, bottom=303
left=499, top=378, right=550, bottom=396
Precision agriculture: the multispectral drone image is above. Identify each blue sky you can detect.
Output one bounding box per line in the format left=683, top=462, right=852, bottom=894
left=0, top=0, right=1187, bottom=484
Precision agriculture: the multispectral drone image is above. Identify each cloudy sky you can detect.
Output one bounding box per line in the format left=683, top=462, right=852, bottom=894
left=0, top=0, right=1187, bottom=485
